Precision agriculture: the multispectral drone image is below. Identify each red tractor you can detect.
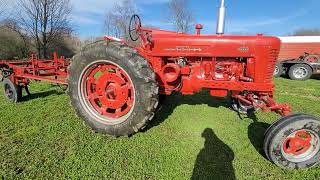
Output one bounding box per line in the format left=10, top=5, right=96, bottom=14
left=1, top=0, right=319, bottom=170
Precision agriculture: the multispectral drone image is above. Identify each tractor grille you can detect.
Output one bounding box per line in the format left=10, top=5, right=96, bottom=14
left=266, top=49, right=279, bottom=82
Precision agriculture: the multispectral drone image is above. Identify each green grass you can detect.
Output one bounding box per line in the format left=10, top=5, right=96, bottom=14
left=0, top=78, right=320, bottom=179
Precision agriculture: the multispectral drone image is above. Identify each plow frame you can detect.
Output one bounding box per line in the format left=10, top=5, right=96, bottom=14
left=0, top=52, right=69, bottom=87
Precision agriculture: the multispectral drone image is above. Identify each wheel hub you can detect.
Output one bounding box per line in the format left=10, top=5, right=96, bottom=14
left=283, top=131, right=311, bottom=155
left=106, top=83, right=117, bottom=100
left=281, top=130, right=320, bottom=163
left=82, top=63, right=135, bottom=119
left=293, top=67, right=307, bottom=79
left=4, top=84, right=13, bottom=99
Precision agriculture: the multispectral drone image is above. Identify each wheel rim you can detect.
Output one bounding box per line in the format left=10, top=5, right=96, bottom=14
left=293, top=67, right=308, bottom=79
left=281, top=130, right=320, bottom=163
left=274, top=66, right=279, bottom=76
left=4, top=84, right=14, bottom=100
left=79, top=60, right=135, bottom=124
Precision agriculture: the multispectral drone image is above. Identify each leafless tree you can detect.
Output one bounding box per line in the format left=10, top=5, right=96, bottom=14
left=1, top=19, right=30, bottom=57
left=292, top=29, right=320, bottom=36
left=16, top=0, right=72, bottom=58
left=0, top=23, right=31, bottom=59
left=104, top=0, right=137, bottom=40
left=166, top=0, right=194, bottom=33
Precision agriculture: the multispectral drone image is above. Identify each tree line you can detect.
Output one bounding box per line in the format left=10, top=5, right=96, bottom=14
left=0, top=0, right=80, bottom=59
left=104, top=0, right=194, bottom=41
left=0, top=0, right=195, bottom=60
left=0, top=0, right=319, bottom=60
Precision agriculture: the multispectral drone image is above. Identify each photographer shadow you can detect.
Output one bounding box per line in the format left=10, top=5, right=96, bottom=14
left=143, top=92, right=271, bottom=178
left=191, top=128, right=235, bottom=180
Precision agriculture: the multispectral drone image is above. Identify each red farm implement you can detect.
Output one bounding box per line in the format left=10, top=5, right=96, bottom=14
left=1, top=0, right=319, bottom=170
left=0, top=53, right=68, bottom=101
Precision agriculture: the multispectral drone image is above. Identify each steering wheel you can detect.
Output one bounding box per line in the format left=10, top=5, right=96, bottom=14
left=129, top=14, right=142, bottom=41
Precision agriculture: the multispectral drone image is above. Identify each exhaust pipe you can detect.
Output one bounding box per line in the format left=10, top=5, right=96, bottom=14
left=216, top=0, right=226, bottom=35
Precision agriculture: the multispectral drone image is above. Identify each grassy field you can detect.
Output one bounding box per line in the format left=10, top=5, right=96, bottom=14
left=0, top=78, right=320, bottom=179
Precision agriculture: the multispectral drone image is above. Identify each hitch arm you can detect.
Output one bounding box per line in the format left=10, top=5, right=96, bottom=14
left=262, top=96, right=292, bottom=116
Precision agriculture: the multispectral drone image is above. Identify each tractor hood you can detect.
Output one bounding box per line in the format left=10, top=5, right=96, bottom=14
left=147, top=29, right=281, bottom=58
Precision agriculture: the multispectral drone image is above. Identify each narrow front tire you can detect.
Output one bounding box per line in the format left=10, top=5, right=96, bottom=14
left=264, top=114, right=320, bottom=169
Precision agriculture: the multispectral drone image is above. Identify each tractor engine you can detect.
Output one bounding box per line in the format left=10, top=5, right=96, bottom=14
left=158, top=57, right=249, bottom=95
left=137, top=33, right=280, bottom=99
left=214, top=58, right=245, bottom=81
left=131, top=24, right=288, bottom=115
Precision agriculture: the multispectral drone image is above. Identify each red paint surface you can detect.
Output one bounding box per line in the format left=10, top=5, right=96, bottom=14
left=282, top=130, right=312, bottom=156
left=135, top=27, right=280, bottom=95
left=132, top=25, right=291, bottom=116
left=0, top=53, right=69, bottom=85
left=85, top=63, right=135, bottom=119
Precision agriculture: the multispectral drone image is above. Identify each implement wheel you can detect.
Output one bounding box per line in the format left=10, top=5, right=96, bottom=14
left=264, top=114, right=320, bottom=169
left=67, top=41, right=159, bottom=136
left=3, top=78, right=22, bottom=103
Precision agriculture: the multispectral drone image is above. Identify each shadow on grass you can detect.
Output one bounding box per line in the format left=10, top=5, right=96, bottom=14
left=143, top=91, right=232, bottom=132
left=142, top=92, right=237, bottom=178
left=144, top=91, right=272, bottom=165
left=191, top=128, right=235, bottom=180
left=247, top=112, right=270, bottom=160
left=21, top=89, right=65, bottom=102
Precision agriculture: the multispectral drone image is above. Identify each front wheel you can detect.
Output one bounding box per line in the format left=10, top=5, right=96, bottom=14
left=264, top=114, right=320, bottom=169
left=68, top=41, right=159, bottom=136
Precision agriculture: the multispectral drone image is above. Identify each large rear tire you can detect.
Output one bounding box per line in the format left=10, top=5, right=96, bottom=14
left=67, top=41, right=159, bottom=136
left=264, top=114, right=320, bottom=169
